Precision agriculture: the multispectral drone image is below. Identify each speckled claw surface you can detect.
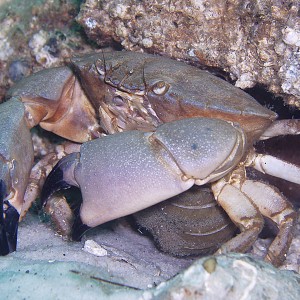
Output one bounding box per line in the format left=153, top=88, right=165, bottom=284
left=41, top=117, right=244, bottom=238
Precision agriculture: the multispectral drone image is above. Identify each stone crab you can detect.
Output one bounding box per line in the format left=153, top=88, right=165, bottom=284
left=0, top=51, right=299, bottom=267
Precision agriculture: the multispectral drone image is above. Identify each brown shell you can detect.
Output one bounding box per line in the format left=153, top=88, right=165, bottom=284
left=71, top=52, right=277, bottom=140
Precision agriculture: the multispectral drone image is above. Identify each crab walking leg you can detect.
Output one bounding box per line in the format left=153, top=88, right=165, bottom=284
left=211, top=179, right=264, bottom=254
left=246, top=152, right=300, bottom=185
left=260, top=119, right=300, bottom=140
left=20, top=153, right=57, bottom=220
left=240, top=180, right=297, bottom=267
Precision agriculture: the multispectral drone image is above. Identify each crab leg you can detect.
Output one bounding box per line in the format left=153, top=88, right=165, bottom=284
left=20, top=143, right=81, bottom=220
left=211, top=166, right=297, bottom=266
left=260, top=119, right=300, bottom=140
left=240, top=180, right=297, bottom=266
left=246, top=151, right=300, bottom=184
left=211, top=179, right=264, bottom=253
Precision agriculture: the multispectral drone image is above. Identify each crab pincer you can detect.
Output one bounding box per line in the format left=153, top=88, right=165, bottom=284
left=0, top=180, right=19, bottom=255
left=41, top=117, right=245, bottom=240
left=0, top=99, right=34, bottom=255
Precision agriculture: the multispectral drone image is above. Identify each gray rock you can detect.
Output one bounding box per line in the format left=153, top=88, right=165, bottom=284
left=77, top=0, right=300, bottom=107
left=1, top=253, right=299, bottom=300
left=0, top=212, right=299, bottom=299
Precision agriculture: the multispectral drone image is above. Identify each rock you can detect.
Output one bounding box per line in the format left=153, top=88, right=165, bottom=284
left=1, top=252, right=299, bottom=299
left=11, top=212, right=193, bottom=289
left=0, top=212, right=299, bottom=299
left=77, top=0, right=300, bottom=108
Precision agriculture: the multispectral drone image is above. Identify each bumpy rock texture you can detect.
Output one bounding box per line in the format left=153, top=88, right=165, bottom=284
left=1, top=212, right=300, bottom=299
left=0, top=0, right=94, bottom=102
left=77, top=0, right=300, bottom=107
left=1, top=251, right=300, bottom=299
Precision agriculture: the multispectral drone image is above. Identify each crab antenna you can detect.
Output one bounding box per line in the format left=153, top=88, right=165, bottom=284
left=94, top=50, right=107, bottom=78
left=142, top=61, right=148, bottom=92
left=101, top=49, right=107, bottom=75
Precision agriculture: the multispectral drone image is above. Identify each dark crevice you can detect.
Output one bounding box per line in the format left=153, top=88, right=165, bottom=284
left=245, top=85, right=300, bottom=119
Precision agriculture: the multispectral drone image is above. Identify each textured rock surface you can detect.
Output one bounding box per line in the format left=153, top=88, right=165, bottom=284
left=0, top=0, right=94, bottom=101
left=1, top=246, right=299, bottom=299
left=77, top=0, right=300, bottom=107
left=13, top=212, right=193, bottom=289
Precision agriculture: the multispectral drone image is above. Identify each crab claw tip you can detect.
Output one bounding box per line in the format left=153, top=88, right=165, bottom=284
left=71, top=213, right=91, bottom=241
left=0, top=180, right=19, bottom=255
left=41, top=152, right=80, bottom=208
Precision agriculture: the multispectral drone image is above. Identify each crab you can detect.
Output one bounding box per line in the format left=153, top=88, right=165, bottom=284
left=0, top=51, right=299, bottom=266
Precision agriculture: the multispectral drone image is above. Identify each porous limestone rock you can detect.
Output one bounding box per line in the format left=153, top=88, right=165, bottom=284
left=77, top=0, right=300, bottom=107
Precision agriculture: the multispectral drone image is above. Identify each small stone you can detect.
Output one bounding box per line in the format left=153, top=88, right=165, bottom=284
left=28, top=31, right=48, bottom=50
left=283, top=28, right=300, bottom=47
left=85, top=17, right=97, bottom=29
left=83, top=240, right=108, bottom=257
left=203, top=257, right=217, bottom=273
left=142, top=38, right=153, bottom=48
left=8, top=60, right=30, bottom=82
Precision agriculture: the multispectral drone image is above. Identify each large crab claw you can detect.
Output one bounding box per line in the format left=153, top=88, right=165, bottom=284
left=0, top=64, right=103, bottom=256
left=0, top=98, right=34, bottom=255
left=41, top=117, right=246, bottom=240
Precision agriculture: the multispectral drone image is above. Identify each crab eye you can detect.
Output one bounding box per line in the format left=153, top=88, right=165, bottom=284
left=152, top=81, right=169, bottom=95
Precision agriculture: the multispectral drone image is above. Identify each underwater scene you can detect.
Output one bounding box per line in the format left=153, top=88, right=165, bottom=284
left=0, top=0, right=300, bottom=299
